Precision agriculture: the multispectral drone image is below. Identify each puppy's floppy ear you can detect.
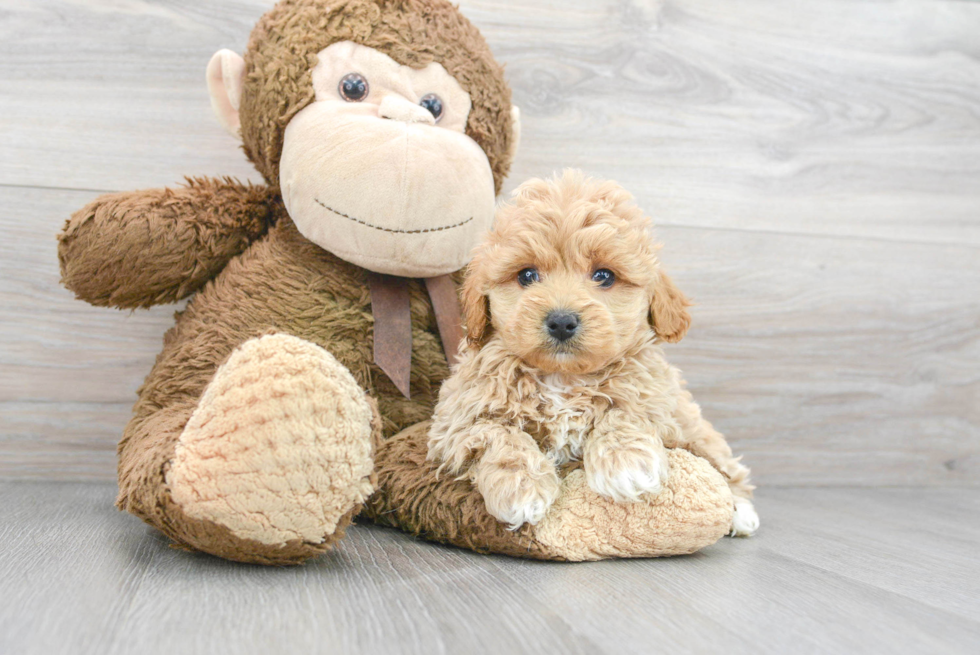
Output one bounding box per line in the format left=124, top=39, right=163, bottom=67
left=650, top=269, right=692, bottom=343
left=460, top=255, right=491, bottom=347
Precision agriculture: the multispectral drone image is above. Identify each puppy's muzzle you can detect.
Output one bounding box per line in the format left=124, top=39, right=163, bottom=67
left=545, top=310, right=580, bottom=343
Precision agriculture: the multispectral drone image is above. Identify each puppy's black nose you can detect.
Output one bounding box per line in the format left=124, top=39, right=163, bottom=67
left=545, top=311, right=580, bottom=342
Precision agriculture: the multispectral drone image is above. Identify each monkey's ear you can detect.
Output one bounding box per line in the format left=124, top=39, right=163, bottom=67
left=508, top=106, right=522, bottom=164
left=650, top=269, right=692, bottom=343
left=206, top=49, right=246, bottom=138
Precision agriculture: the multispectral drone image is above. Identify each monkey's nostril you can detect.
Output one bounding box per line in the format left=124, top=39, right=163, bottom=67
left=378, top=95, right=436, bottom=125
left=545, top=311, right=580, bottom=343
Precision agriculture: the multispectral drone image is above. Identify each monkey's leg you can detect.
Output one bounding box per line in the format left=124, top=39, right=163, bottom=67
left=117, top=333, right=381, bottom=565
left=364, top=422, right=733, bottom=561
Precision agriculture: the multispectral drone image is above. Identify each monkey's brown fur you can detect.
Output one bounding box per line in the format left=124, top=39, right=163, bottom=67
left=242, top=0, right=514, bottom=193
left=58, top=0, right=733, bottom=565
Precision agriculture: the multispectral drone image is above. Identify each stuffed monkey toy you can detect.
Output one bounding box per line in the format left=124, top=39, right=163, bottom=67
left=58, top=0, right=734, bottom=565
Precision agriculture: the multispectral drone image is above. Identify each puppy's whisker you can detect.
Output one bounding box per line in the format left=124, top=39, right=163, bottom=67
left=547, top=339, right=579, bottom=354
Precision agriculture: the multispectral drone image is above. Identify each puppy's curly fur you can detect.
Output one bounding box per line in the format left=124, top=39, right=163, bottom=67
left=429, top=171, right=759, bottom=536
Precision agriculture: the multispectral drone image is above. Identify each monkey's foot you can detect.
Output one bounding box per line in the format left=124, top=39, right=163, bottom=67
left=532, top=450, right=733, bottom=559
left=165, top=333, right=379, bottom=565
left=368, top=423, right=734, bottom=561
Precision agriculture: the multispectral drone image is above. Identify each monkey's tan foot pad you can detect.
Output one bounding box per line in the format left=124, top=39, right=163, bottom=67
left=165, top=333, right=377, bottom=564
left=530, top=449, right=734, bottom=560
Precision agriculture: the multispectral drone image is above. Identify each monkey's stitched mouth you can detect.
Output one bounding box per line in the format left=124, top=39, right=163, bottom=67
left=315, top=199, right=473, bottom=234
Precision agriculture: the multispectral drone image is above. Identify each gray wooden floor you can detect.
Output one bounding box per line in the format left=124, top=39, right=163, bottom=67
left=1, top=482, right=978, bottom=655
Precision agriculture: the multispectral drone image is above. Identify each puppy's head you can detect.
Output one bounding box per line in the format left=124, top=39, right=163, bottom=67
left=461, top=170, right=691, bottom=375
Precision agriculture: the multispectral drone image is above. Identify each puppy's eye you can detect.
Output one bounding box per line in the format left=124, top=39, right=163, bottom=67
left=517, top=267, right=539, bottom=287
left=339, top=73, right=369, bottom=102
left=419, top=93, right=444, bottom=121
left=592, top=268, right=616, bottom=288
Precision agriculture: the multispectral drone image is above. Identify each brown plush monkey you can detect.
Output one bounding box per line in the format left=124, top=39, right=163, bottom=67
left=58, top=0, right=734, bottom=565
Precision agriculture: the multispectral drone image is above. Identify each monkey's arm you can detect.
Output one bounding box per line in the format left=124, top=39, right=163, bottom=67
left=58, top=177, right=275, bottom=308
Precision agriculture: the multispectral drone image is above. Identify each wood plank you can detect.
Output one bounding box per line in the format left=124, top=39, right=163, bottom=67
left=2, top=0, right=979, bottom=245
left=0, top=401, right=128, bottom=480
left=760, top=487, right=980, bottom=622
left=2, top=185, right=978, bottom=484
left=0, top=0, right=271, bottom=190
left=660, top=225, right=980, bottom=487
left=1, top=482, right=978, bottom=654
left=495, top=0, right=980, bottom=246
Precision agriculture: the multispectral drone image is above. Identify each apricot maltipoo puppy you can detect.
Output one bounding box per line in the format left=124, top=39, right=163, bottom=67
left=428, top=170, right=759, bottom=537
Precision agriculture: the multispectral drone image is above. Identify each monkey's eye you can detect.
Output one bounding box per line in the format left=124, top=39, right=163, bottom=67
left=419, top=93, right=444, bottom=121
left=592, top=269, right=616, bottom=288
left=338, top=73, right=369, bottom=102
left=517, top=268, right=539, bottom=287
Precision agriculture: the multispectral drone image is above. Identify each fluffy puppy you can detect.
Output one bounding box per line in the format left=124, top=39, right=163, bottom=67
left=428, top=170, right=759, bottom=537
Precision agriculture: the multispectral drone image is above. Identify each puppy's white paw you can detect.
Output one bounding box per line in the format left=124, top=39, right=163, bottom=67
left=731, top=498, right=760, bottom=537
left=586, top=443, right=669, bottom=502
left=478, top=467, right=561, bottom=530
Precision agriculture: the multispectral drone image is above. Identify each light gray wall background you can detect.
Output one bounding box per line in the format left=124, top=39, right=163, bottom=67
left=2, top=0, right=978, bottom=486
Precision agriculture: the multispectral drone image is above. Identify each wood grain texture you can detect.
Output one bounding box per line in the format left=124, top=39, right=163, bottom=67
left=1, top=0, right=979, bottom=484
left=1, top=482, right=978, bottom=655
left=2, top=0, right=978, bottom=243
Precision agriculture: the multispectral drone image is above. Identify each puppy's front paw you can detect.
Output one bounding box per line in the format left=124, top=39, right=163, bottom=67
left=477, top=466, right=561, bottom=530
left=586, top=441, right=669, bottom=503
left=730, top=498, right=760, bottom=537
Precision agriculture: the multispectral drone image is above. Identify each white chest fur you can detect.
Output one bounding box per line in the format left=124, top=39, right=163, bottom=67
left=535, top=374, right=596, bottom=466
